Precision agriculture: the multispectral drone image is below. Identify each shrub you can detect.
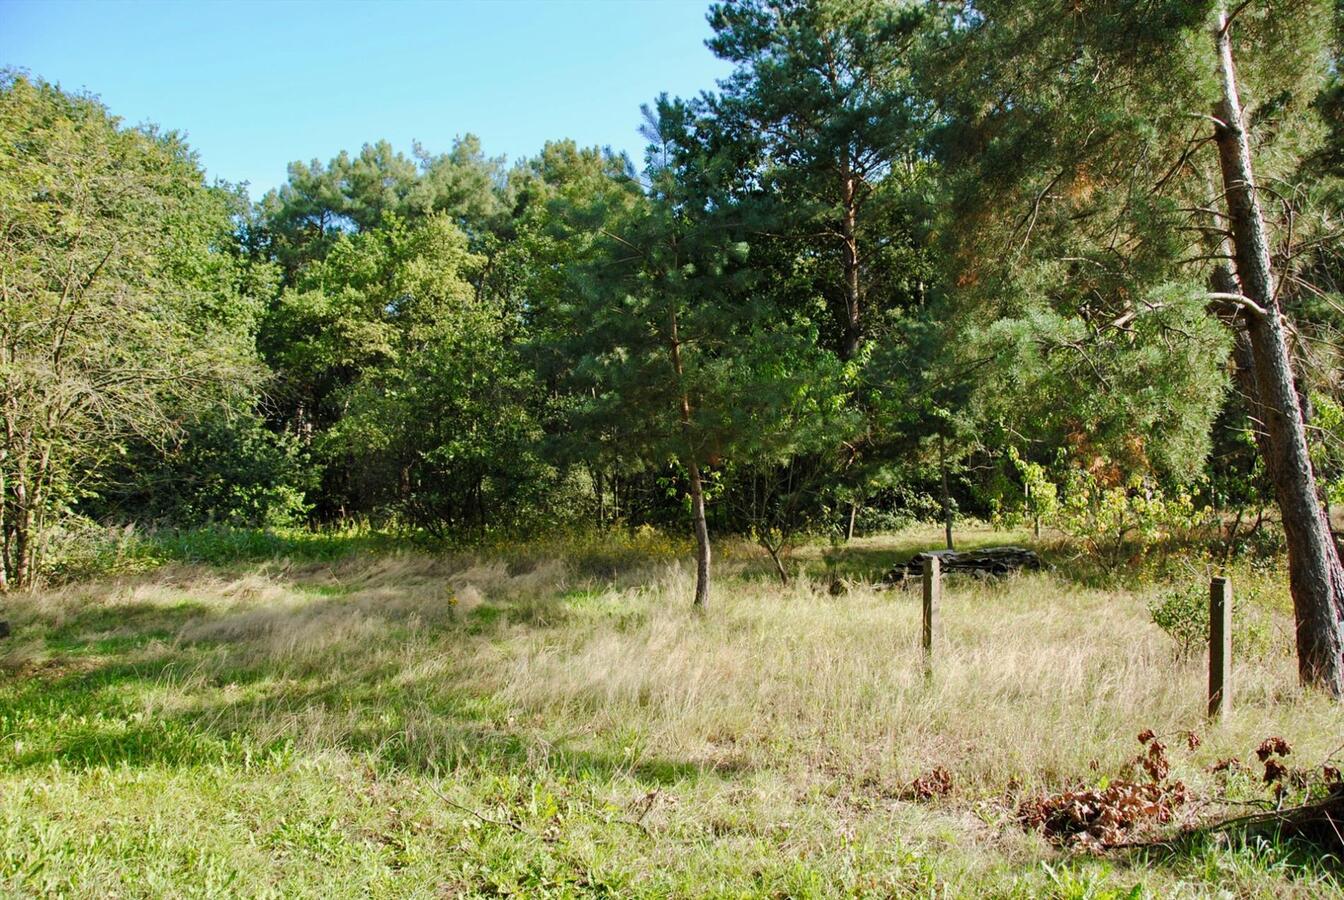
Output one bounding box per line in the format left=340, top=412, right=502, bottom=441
left=1148, top=583, right=1208, bottom=660
left=1058, top=469, right=1208, bottom=569
left=39, top=518, right=163, bottom=584
left=852, top=505, right=915, bottom=537
left=1148, top=573, right=1286, bottom=661
left=990, top=446, right=1059, bottom=532
left=92, top=413, right=313, bottom=529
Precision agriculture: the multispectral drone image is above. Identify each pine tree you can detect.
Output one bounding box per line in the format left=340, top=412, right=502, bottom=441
left=929, top=0, right=1344, bottom=694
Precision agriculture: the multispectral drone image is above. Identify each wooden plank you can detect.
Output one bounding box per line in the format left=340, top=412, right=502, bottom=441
left=923, top=554, right=940, bottom=675
left=1209, top=576, right=1232, bottom=718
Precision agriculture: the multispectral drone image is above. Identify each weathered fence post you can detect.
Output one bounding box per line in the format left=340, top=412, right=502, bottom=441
left=1209, top=576, right=1231, bottom=718
left=922, top=555, right=940, bottom=675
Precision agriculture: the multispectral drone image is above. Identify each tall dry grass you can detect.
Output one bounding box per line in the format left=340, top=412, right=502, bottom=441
left=10, top=543, right=1334, bottom=796
left=3, top=532, right=1342, bottom=896
left=467, top=564, right=1334, bottom=793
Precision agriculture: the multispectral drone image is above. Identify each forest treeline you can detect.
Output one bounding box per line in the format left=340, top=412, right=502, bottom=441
left=3, top=1, right=1344, bottom=689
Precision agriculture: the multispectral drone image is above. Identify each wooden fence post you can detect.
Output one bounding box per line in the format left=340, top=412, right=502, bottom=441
left=923, top=555, right=940, bottom=675
left=1209, top=576, right=1231, bottom=718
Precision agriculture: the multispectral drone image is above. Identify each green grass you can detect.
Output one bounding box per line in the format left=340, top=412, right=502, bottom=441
left=0, top=525, right=1340, bottom=897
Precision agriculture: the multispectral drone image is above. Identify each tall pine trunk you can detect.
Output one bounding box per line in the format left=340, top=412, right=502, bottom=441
left=668, top=303, right=711, bottom=608
left=840, top=171, right=862, bottom=360
left=686, top=456, right=712, bottom=608
left=1212, top=9, right=1344, bottom=695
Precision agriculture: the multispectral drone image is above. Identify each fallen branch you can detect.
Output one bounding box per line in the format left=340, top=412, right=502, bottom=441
left=1188, top=786, right=1344, bottom=851
left=427, top=781, right=537, bottom=838
left=1108, top=786, right=1344, bottom=854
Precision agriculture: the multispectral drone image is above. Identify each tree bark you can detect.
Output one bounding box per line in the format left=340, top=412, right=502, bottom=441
left=1212, top=9, right=1344, bottom=695
left=839, top=171, right=862, bottom=360
left=940, top=433, right=954, bottom=551
left=764, top=539, right=789, bottom=584
left=0, top=448, right=7, bottom=593
left=11, top=463, right=30, bottom=591
left=1026, top=480, right=1040, bottom=538
left=686, top=456, right=712, bottom=607
left=668, top=302, right=711, bottom=608
left=593, top=467, right=605, bottom=529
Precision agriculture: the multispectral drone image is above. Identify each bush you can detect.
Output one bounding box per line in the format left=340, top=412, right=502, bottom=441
left=39, top=518, right=162, bottom=584
left=1147, top=572, right=1286, bottom=661
left=853, top=505, right=915, bottom=537
left=1058, top=470, right=1209, bottom=569
left=989, top=446, right=1059, bottom=531
left=91, top=413, right=312, bottom=529
left=1148, top=583, right=1208, bottom=660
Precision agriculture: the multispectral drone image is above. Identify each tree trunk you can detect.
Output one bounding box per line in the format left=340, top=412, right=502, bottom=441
left=1212, top=9, right=1344, bottom=695
left=846, top=499, right=859, bottom=542
left=687, top=456, right=712, bottom=607
left=940, top=433, right=954, bottom=551
left=764, top=539, right=789, bottom=585
left=840, top=172, right=862, bottom=360
left=12, top=520, right=29, bottom=590
left=0, top=453, right=7, bottom=593
left=594, top=467, right=605, bottom=529
left=1026, top=480, right=1040, bottom=538
left=11, top=464, right=30, bottom=591
left=668, top=302, right=711, bottom=608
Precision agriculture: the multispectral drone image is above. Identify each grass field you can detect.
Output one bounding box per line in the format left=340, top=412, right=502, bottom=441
left=0, top=525, right=1340, bottom=898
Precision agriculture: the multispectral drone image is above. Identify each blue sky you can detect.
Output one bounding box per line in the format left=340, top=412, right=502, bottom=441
left=0, top=0, right=732, bottom=199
